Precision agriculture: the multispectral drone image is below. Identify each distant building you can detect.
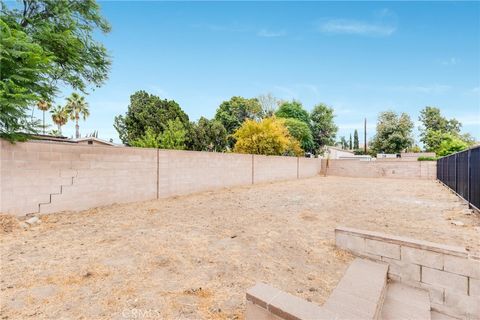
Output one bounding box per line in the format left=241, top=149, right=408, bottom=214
left=377, top=153, right=399, bottom=159
left=31, top=134, right=118, bottom=146
left=376, top=152, right=436, bottom=161
left=73, top=137, right=117, bottom=146
left=325, top=146, right=354, bottom=159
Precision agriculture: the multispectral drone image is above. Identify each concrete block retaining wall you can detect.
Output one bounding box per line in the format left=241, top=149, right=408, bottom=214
left=0, top=140, right=157, bottom=215
left=158, top=150, right=253, bottom=198
left=335, top=227, right=480, bottom=319
left=321, top=159, right=436, bottom=179
left=0, top=140, right=322, bottom=216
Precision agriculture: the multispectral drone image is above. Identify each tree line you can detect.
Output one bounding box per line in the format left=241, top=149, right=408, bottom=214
left=1, top=1, right=475, bottom=158
left=340, top=108, right=475, bottom=157
left=114, top=91, right=338, bottom=156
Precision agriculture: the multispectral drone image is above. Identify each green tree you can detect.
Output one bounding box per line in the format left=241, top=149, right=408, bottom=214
left=371, top=111, right=414, bottom=154
left=233, top=117, right=303, bottom=156
left=158, top=118, right=187, bottom=150
left=437, top=134, right=469, bottom=156
left=2, top=0, right=111, bottom=92
left=418, top=106, right=463, bottom=151
left=339, top=136, right=347, bottom=150
left=188, top=117, right=228, bottom=152
left=353, top=129, right=359, bottom=149
left=131, top=119, right=187, bottom=150
left=114, top=91, right=189, bottom=145
left=349, top=133, right=352, bottom=150
left=1, top=0, right=111, bottom=141
left=310, top=103, right=338, bottom=152
left=131, top=128, right=160, bottom=148
left=0, top=20, right=53, bottom=140
left=50, top=105, right=69, bottom=136
left=275, top=101, right=310, bottom=124
left=65, top=93, right=89, bottom=138
left=282, top=118, right=314, bottom=152
left=214, top=96, right=262, bottom=135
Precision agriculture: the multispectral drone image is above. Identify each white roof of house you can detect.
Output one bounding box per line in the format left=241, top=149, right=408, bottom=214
left=326, top=146, right=354, bottom=154
left=73, top=137, right=117, bottom=146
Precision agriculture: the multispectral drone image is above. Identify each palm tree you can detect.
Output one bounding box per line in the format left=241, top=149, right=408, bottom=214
left=50, top=105, right=69, bottom=136
left=37, top=100, right=51, bottom=134
left=65, top=93, right=90, bottom=138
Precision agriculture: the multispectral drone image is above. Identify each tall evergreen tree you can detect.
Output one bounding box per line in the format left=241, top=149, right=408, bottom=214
left=349, top=134, right=352, bottom=150
left=353, top=129, right=359, bottom=149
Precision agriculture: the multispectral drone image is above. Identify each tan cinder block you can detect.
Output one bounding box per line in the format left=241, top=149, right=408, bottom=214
left=401, top=246, right=444, bottom=270
left=325, top=159, right=436, bottom=180
left=444, top=255, right=480, bottom=279
left=422, top=267, right=468, bottom=294
left=365, top=239, right=400, bottom=259
left=335, top=233, right=365, bottom=255
left=444, top=290, right=480, bottom=319
left=471, top=278, right=480, bottom=296
left=419, top=282, right=445, bottom=305
left=335, top=227, right=468, bottom=258
left=253, top=155, right=297, bottom=183
left=382, top=256, right=421, bottom=282
left=298, top=158, right=321, bottom=178
left=245, top=301, right=280, bottom=320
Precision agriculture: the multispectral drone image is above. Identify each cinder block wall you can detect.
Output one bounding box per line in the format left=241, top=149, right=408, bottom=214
left=0, top=140, right=322, bottom=216
left=253, top=155, right=298, bottom=183
left=158, top=150, right=253, bottom=198
left=322, top=159, right=436, bottom=179
left=335, top=227, right=480, bottom=319
left=0, top=140, right=157, bottom=215
left=298, top=157, right=322, bottom=179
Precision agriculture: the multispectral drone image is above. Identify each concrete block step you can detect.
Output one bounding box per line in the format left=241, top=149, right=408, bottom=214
left=323, top=258, right=389, bottom=319
left=430, top=311, right=459, bottom=320
left=246, top=283, right=337, bottom=320
left=381, top=281, right=431, bottom=320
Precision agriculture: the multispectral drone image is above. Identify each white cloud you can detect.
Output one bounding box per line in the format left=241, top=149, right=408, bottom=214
left=318, top=19, right=396, bottom=36
left=439, top=57, right=458, bottom=66
left=375, top=8, right=394, bottom=18
left=472, top=86, right=480, bottom=93
left=257, top=29, right=287, bottom=37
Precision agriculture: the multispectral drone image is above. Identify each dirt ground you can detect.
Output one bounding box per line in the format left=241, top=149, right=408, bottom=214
left=1, top=176, right=479, bottom=319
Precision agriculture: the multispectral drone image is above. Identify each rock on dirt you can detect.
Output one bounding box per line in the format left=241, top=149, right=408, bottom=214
left=25, top=216, right=40, bottom=225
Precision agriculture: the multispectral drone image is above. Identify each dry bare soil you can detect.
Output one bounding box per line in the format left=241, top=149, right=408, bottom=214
left=1, top=176, right=479, bottom=319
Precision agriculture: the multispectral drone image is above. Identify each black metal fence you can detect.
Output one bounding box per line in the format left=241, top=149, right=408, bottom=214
left=437, top=146, right=480, bottom=212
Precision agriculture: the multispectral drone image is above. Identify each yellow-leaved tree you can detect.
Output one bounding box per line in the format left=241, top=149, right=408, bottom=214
left=233, top=117, right=303, bottom=156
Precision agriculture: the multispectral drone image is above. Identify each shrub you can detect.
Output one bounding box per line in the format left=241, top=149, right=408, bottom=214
left=233, top=117, right=303, bottom=156
left=417, top=156, right=437, bottom=161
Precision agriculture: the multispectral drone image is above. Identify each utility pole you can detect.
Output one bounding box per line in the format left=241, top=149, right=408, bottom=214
left=364, top=118, right=367, bottom=154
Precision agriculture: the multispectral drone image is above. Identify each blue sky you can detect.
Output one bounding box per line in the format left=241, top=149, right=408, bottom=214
left=41, top=1, right=479, bottom=143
